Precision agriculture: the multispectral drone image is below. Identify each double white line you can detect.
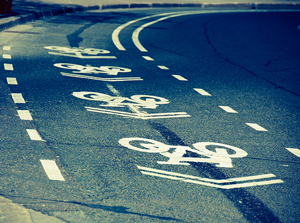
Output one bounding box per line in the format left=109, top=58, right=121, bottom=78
left=137, top=166, right=284, bottom=189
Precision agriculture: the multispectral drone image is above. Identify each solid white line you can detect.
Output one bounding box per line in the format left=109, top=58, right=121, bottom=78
left=223, top=179, right=284, bottom=189
left=219, top=106, right=238, bottom=113
left=286, top=148, right=300, bottom=157
left=26, top=129, right=44, bottom=141
left=17, top=110, right=33, bottom=120
left=194, top=88, right=211, bottom=96
left=246, top=123, right=268, bottom=131
left=3, top=46, right=11, bottom=50
left=142, top=56, right=154, bottom=61
left=172, top=75, right=187, bottom=81
left=4, top=63, right=13, bottom=71
left=11, top=93, right=25, bottom=103
left=3, top=54, right=11, bottom=59
left=112, top=12, right=180, bottom=51
left=40, top=160, right=65, bottom=181
left=61, top=72, right=143, bottom=82
left=7, top=77, right=18, bottom=85
left=158, top=65, right=169, bottom=70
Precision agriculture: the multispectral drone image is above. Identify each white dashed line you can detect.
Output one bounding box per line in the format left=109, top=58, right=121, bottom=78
left=219, top=106, right=238, bottom=113
left=143, top=56, right=154, bottom=61
left=158, top=65, right=169, bottom=70
left=246, top=123, right=268, bottom=131
left=286, top=148, right=300, bottom=157
left=11, top=93, right=25, bottom=103
left=17, top=110, right=33, bottom=120
left=4, top=63, right=13, bottom=71
left=26, top=129, right=44, bottom=141
left=172, top=75, right=187, bottom=81
left=7, top=77, right=18, bottom=85
left=40, top=160, right=65, bottom=181
left=193, top=88, right=211, bottom=96
left=3, top=54, right=11, bottom=59
left=3, top=46, right=11, bottom=50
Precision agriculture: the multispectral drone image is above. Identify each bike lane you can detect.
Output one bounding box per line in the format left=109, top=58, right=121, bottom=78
left=1, top=8, right=300, bottom=223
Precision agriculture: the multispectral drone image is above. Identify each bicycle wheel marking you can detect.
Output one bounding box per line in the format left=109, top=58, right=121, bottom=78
left=72, top=91, right=191, bottom=119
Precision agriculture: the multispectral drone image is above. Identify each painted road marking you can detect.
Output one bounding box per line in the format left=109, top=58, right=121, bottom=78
left=3, top=54, right=11, bottom=59
left=26, top=129, right=44, bottom=141
left=3, top=46, right=11, bottom=50
left=158, top=65, right=169, bottom=70
left=219, top=106, right=238, bottom=113
left=112, top=12, right=179, bottom=51
left=17, top=110, right=33, bottom=120
left=246, top=123, right=268, bottom=131
left=40, top=160, right=65, bottom=181
left=194, top=88, right=211, bottom=96
left=7, top=77, right=18, bottom=85
left=286, top=148, right=300, bottom=157
left=143, top=56, right=154, bottom=61
left=11, top=93, right=25, bottom=103
left=137, top=166, right=283, bottom=189
left=61, top=72, right=143, bottom=82
left=172, top=75, right=187, bottom=81
left=4, top=63, right=13, bottom=71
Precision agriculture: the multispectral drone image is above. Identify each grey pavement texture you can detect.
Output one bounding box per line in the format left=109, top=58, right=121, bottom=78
left=0, top=0, right=300, bottom=222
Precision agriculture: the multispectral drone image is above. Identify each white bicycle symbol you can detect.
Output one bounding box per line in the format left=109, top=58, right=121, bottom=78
left=45, top=46, right=116, bottom=59
left=54, top=63, right=131, bottom=76
left=72, top=92, right=169, bottom=109
left=119, top=138, right=248, bottom=168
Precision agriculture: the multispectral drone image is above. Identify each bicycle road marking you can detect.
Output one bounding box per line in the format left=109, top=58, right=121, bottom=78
left=7, top=77, right=18, bottom=85
left=219, top=106, right=238, bottom=113
left=286, top=148, right=300, bottom=157
left=246, top=123, right=268, bottom=131
left=40, top=160, right=65, bottom=181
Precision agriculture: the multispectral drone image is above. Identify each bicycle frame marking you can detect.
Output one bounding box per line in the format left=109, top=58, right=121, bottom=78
left=119, top=138, right=248, bottom=168
left=72, top=91, right=191, bottom=119
left=137, top=166, right=284, bottom=189
left=45, top=46, right=117, bottom=59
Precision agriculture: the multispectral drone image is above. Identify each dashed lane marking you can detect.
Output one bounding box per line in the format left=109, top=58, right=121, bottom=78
left=194, top=88, right=212, bottom=96
left=4, top=63, right=13, bottom=71
left=246, top=123, right=268, bottom=131
left=3, top=46, right=11, bottom=50
left=158, top=65, right=169, bottom=70
left=26, top=129, right=44, bottom=141
left=17, top=110, right=33, bottom=120
left=172, top=75, right=187, bottom=81
left=219, top=106, right=238, bottom=113
left=3, top=54, right=11, bottom=59
left=7, top=77, right=18, bottom=85
left=286, top=148, right=300, bottom=157
left=143, top=56, right=154, bottom=61
left=40, top=160, right=65, bottom=181
left=11, top=93, right=25, bottom=103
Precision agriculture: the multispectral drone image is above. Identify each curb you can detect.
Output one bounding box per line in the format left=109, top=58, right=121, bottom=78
left=1, top=2, right=300, bottom=32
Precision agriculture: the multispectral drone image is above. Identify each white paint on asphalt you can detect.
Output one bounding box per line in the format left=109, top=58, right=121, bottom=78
left=158, top=65, right=169, bottom=70
left=193, top=88, right=211, bottom=96
left=11, top=93, right=25, bottom=103
left=17, top=110, right=33, bottom=120
left=142, top=56, right=154, bottom=61
left=4, top=63, right=13, bottom=71
left=219, top=106, right=238, bottom=113
left=61, top=72, right=143, bottom=82
left=3, top=46, right=11, bottom=50
left=7, top=77, right=18, bottom=85
left=3, top=54, right=11, bottom=59
left=246, top=123, right=268, bottom=131
left=286, top=148, right=300, bottom=157
left=112, top=12, right=180, bottom=51
left=26, top=129, right=44, bottom=141
left=40, top=160, right=65, bottom=181
left=172, top=75, right=187, bottom=81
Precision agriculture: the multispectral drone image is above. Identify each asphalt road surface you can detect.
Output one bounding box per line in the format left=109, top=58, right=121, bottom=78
left=1, top=8, right=300, bottom=223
